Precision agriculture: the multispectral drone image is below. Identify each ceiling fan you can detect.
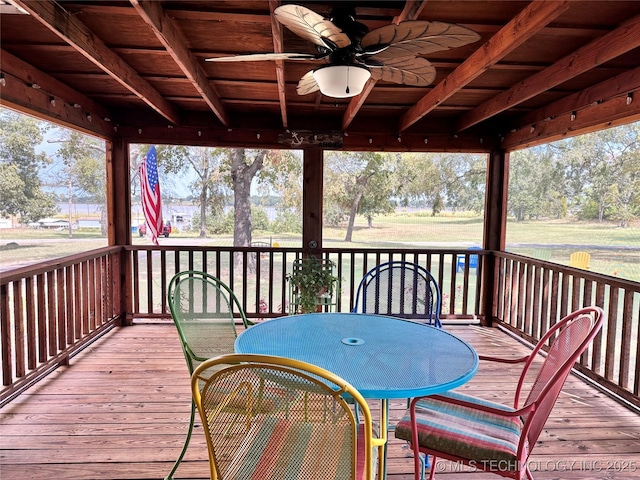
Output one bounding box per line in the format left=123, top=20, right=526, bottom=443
left=206, top=4, right=480, bottom=98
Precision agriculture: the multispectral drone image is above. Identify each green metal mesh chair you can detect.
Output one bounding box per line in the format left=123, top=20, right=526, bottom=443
left=192, top=353, right=385, bottom=480
left=165, top=270, right=253, bottom=480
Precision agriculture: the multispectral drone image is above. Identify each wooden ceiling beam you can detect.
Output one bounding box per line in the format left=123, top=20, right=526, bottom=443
left=515, top=66, right=640, bottom=131
left=501, top=89, right=640, bottom=150
left=0, top=49, right=111, bottom=120
left=398, top=0, right=571, bottom=133
left=457, top=13, right=640, bottom=133
left=394, top=0, right=428, bottom=23
left=341, top=0, right=427, bottom=130
left=115, top=124, right=492, bottom=152
left=269, top=0, right=288, bottom=128
left=13, top=0, right=180, bottom=125
left=0, top=68, right=112, bottom=138
left=130, top=0, right=229, bottom=127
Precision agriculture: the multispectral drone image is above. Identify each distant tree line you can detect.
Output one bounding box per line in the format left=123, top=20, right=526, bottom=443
left=508, top=123, right=639, bottom=226
left=2, top=107, right=638, bottom=246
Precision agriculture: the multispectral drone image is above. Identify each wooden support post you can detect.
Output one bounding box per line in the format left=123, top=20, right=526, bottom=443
left=482, top=149, right=509, bottom=326
left=108, top=137, right=132, bottom=325
left=302, top=149, right=324, bottom=256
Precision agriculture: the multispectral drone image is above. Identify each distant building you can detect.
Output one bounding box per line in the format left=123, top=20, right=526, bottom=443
left=30, top=218, right=71, bottom=229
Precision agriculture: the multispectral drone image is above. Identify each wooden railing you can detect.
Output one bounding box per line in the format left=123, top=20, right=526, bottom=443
left=493, top=252, right=640, bottom=409
left=2, top=245, right=638, bottom=410
left=0, top=247, right=122, bottom=405
left=126, top=246, right=485, bottom=321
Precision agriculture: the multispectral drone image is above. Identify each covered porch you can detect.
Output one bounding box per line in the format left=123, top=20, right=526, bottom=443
left=2, top=321, right=639, bottom=480
left=2, top=1, right=640, bottom=479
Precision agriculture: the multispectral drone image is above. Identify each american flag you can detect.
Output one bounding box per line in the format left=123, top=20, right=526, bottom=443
left=139, top=145, right=162, bottom=245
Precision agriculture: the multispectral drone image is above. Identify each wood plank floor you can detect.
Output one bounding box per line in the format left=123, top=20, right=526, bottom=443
left=1, top=322, right=639, bottom=480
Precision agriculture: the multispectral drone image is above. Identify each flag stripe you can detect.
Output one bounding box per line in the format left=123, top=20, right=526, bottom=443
left=139, top=145, right=162, bottom=245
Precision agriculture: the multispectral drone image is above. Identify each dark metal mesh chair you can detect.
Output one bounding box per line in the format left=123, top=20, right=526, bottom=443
left=352, top=261, right=441, bottom=327
left=165, top=271, right=253, bottom=480
left=192, top=353, right=385, bottom=480
left=351, top=261, right=442, bottom=474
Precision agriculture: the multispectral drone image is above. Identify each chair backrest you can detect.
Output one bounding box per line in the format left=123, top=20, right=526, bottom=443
left=569, top=251, right=591, bottom=269
left=532, top=248, right=552, bottom=261
left=352, top=261, right=441, bottom=327
left=168, top=271, right=251, bottom=374
left=514, top=306, right=603, bottom=456
left=192, top=353, right=378, bottom=480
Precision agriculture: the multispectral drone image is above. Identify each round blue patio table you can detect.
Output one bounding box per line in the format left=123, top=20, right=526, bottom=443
left=235, top=312, right=479, bottom=479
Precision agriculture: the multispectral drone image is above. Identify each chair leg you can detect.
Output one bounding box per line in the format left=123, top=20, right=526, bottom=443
left=165, top=400, right=196, bottom=480
left=428, top=455, right=438, bottom=480
left=406, top=397, right=430, bottom=480
left=525, top=464, right=535, bottom=480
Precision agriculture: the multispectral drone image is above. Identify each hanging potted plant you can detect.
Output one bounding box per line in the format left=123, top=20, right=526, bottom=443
left=287, top=256, right=339, bottom=313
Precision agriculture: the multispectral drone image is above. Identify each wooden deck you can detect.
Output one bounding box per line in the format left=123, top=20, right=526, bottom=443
left=1, top=323, right=639, bottom=480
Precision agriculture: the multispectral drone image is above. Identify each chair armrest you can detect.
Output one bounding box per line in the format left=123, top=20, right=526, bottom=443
left=479, top=354, right=529, bottom=364
left=410, top=393, right=535, bottom=418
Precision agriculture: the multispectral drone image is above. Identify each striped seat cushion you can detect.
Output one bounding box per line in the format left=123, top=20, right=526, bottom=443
left=394, top=391, right=525, bottom=468
left=221, top=417, right=377, bottom=480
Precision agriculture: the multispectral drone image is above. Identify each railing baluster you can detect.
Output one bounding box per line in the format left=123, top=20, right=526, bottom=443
left=65, top=265, right=74, bottom=344
left=56, top=269, right=66, bottom=353
left=0, top=282, right=11, bottom=386
left=13, top=281, right=25, bottom=378
left=619, top=290, right=634, bottom=389
left=593, top=281, right=606, bottom=374
left=25, top=277, right=36, bottom=370
left=89, top=259, right=97, bottom=331
left=160, top=251, right=167, bottom=314
left=605, top=286, right=620, bottom=381
left=36, top=274, right=47, bottom=363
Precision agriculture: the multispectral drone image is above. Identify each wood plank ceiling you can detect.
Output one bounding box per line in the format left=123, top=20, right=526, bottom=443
left=1, top=0, right=639, bottom=152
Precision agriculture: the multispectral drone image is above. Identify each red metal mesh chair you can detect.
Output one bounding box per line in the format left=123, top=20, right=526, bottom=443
left=394, top=306, right=604, bottom=480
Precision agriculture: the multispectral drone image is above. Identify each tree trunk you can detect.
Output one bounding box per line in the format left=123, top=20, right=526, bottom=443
left=598, top=203, right=605, bottom=222
left=230, top=149, right=267, bottom=271
left=199, top=187, right=207, bottom=238
left=344, top=190, right=363, bottom=242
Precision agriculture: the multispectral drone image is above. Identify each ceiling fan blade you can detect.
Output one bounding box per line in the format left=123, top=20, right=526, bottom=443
left=274, top=4, right=351, bottom=50
left=361, top=21, right=480, bottom=56
left=206, top=52, right=318, bottom=62
left=296, top=70, right=320, bottom=95
left=368, top=56, right=436, bottom=87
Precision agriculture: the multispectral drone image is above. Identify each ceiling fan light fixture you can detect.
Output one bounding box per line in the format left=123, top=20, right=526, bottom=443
left=313, top=65, right=370, bottom=98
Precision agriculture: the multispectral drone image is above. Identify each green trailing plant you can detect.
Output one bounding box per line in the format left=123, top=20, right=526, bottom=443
left=287, top=256, right=339, bottom=313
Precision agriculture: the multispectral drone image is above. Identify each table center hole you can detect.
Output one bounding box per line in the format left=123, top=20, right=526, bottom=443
left=342, top=337, right=364, bottom=346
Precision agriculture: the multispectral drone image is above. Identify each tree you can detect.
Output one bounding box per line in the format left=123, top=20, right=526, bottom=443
left=508, top=146, right=564, bottom=221
left=438, top=153, right=487, bottom=213
left=398, top=153, right=486, bottom=215
left=559, top=124, right=640, bottom=224
left=395, top=153, right=440, bottom=209
left=324, top=151, right=395, bottom=242
left=255, top=150, right=303, bottom=234
left=0, top=109, right=57, bottom=223
left=158, top=146, right=229, bottom=237
left=228, top=148, right=268, bottom=247
left=49, top=129, right=106, bottom=236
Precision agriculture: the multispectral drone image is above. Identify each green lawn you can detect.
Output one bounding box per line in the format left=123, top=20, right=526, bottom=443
left=1, top=216, right=639, bottom=282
